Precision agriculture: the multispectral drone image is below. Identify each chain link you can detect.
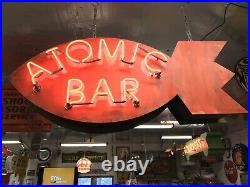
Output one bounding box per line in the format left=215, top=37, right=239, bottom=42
left=91, top=3, right=99, bottom=38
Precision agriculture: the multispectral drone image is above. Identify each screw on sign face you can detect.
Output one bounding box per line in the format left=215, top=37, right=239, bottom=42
left=76, top=158, right=92, bottom=174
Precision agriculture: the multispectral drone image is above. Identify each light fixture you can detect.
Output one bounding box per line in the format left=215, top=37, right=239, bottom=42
left=161, top=135, right=192, bottom=140
left=2, top=140, right=21, bottom=144
left=160, top=121, right=205, bottom=128
left=161, top=120, right=179, bottom=125
left=180, top=124, right=205, bottom=127
left=189, top=124, right=205, bottom=127
left=60, top=143, right=107, bottom=147
left=134, top=124, right=174, bottom=129
left=2, top=173, right=7, bottom=176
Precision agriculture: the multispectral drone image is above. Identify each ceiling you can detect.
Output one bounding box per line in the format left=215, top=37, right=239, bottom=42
left=2, top=2, right=248, bottom=148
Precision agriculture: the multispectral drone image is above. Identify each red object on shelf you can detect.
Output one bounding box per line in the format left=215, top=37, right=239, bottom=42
left=2, top=145, right=12, bottom=157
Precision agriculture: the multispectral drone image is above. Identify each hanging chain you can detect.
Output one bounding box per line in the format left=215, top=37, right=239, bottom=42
left=181, top=4, right=193, bottom=41
left=91, top=3, right=99, bottom=38
left=73, top=3, right=98, bottom=39
left=72, top=4, right=80, bottom=39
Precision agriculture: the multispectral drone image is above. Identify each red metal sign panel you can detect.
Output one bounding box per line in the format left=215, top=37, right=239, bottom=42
left=10, top=38, right=247, bottom=131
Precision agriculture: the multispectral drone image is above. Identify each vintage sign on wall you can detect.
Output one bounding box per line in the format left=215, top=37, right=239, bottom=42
left=42, top=168, right=75, bottom=185
left=2, top=89, right=52, bottom=132
left=184, top=133, right=225, bottom=161
left=232, top=144, right=248, bottom=171
left=76, top=158, right=92, bottom=174
left=62, top=151, right=107, bottom=163
left=10, top=38, right=247, bottom=132
left=224, top=160, right=238, bottom=184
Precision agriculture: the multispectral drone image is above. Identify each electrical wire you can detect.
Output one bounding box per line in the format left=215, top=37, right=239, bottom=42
left=229, top=3, right=248, bottom=9
left=200, top=3, right=247, bottom=41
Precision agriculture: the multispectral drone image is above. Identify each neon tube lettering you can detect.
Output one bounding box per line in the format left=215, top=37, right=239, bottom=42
left=91, top=79, right=115, bottom=104
left=129, top=43, right=139, bottom=63
left=46, top=47, right=64, bottom=72
left=122, top=43, right=139, bottom=64
left=66, top=40, right=93, bottom=63
left=66, top=79, right=85, bottom=105
left=27, top=61, right=52, bottom=84
left=98, top=39, right=124, bottom=60
left=122, top=78, right=139, bottom=102
left=144, top=51, right=168, bottom=76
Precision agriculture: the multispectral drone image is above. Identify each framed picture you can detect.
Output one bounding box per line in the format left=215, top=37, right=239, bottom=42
left=116, top=147, right=130, bottom=161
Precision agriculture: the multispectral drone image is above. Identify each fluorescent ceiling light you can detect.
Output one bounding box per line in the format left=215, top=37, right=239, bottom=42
left=161, top=135, right=192, bottom=140
left=190, top=124, right=205, bottom=127
left=160, top=121, right=205, bottom=127
left=40, top=150, right=48, bottom=152
left=2, top=173, right=7, bottom=176
left=2, top=140, right=21, bottom=144
left=135, top=124, right=173, bottom=129
left=161, top=120, right=179, bottom=125
left=177, top=123, right=205, bottom=127
left=61, top=143, right=107, bottom=147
